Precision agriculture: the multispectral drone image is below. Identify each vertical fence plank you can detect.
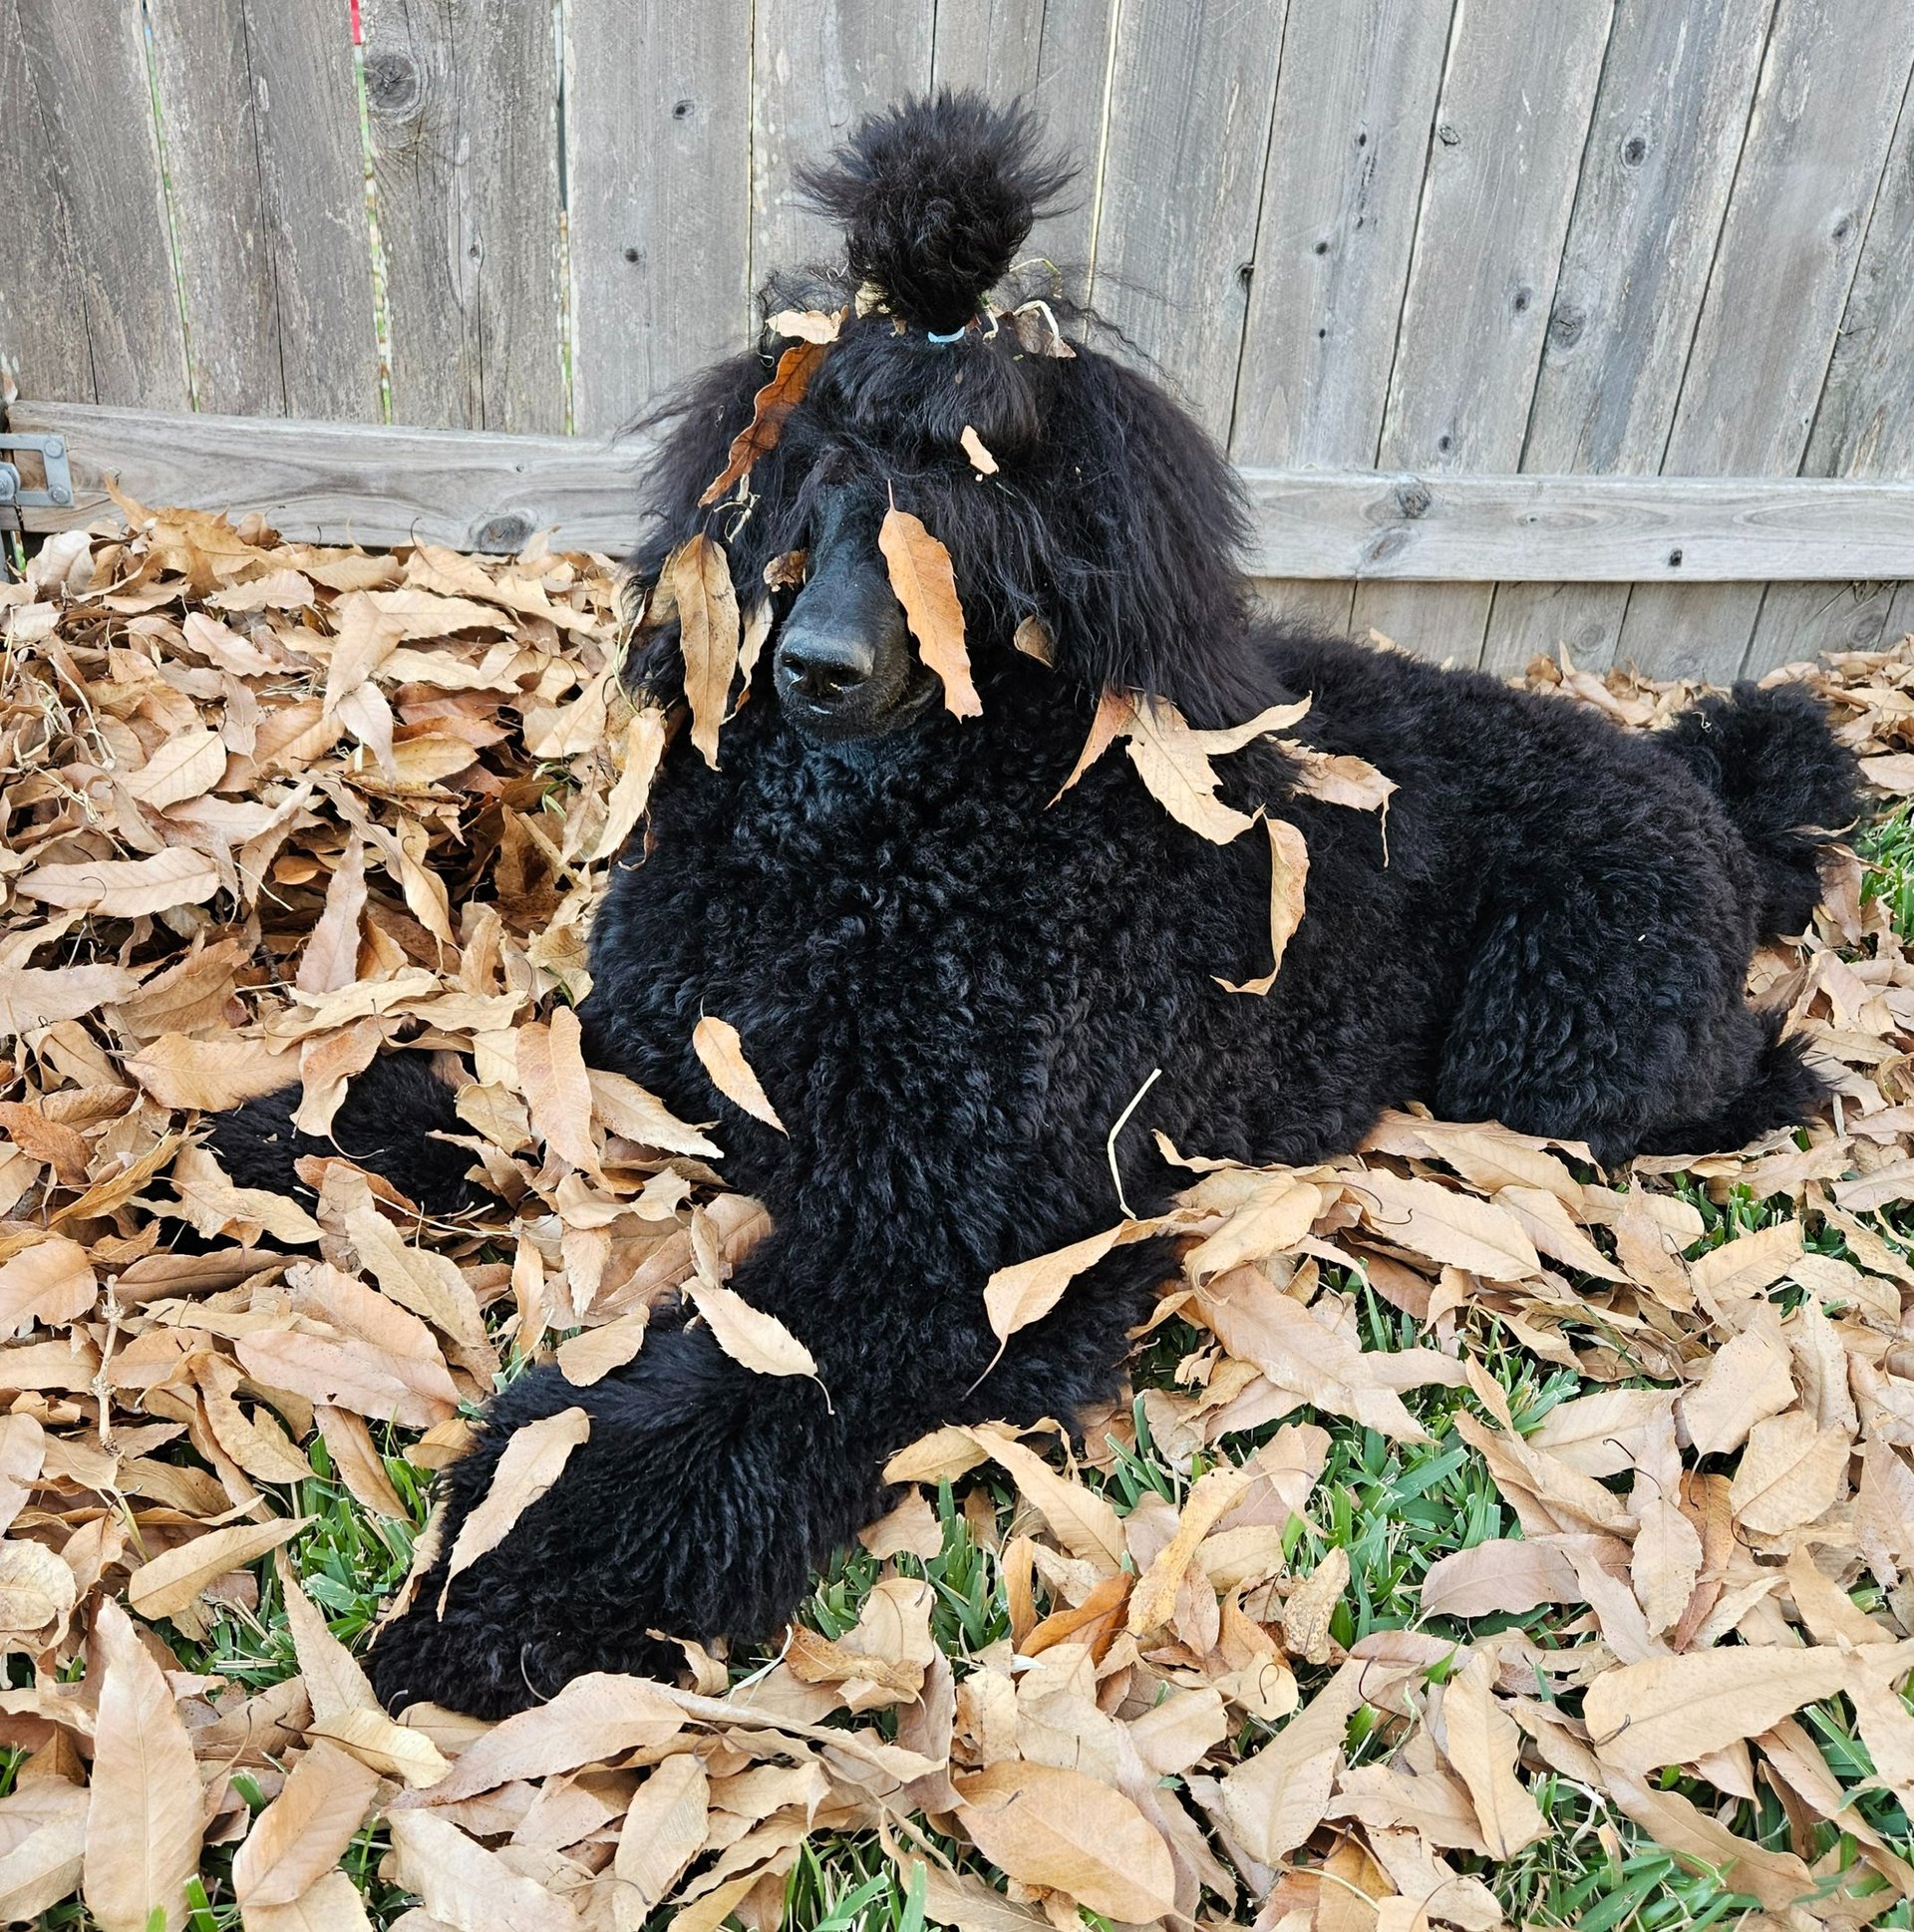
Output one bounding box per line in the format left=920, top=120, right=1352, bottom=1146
left=1613, top=0, right=1914, bottom=679
left=12, top=0, right=189, bottom=410
left=364, top=0, right=564, bottom=432
left=1476, top=0, right=1771, bottom=676
left=752, top=2, right=936, bottom=284
left=1744, top=73, right=1914, bottom=673
left=569, top=0, right=752, bottom=435
left=928, top=0, right=1117, bottom=278
left=1087, top=0, right=1288, bottom=440
left=1230, top=0, right=1454, bottom=632
left=1352, top=0, right=1615, bottom=664
left=0, top=0, right=94, bottom=402
left=145, top=0, right=287, bottom=415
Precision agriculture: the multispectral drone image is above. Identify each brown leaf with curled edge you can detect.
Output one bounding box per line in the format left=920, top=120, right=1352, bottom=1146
left=1127, top=1462, right=1251, bottom=1635
left=770, top=306, right=844, bottom=344
left=1584, top=1646, right=1851, bottom=1772
left=1289, top=743, right=1398, bottom=812
left=1013, top=615, right=1054, bottom=665
left=1054, top=691, right=1312, bottom=841
left=1439, top=1648, right=1547, bottom=1857
left=953, top=1762, right=1175, bottom=1925
left=688, top=1281, right=817, bottom=1380
left=231, top=1738, right=380, bottom=1907
left=439, top=1407, right=590, bottom=1609
left=692, top=1014, right=786, bottom=1130
left=662, top=533, right=741, bottom=769
left=699, top=340, right=827, bottom=505
left=1219, top=815, right=1309, bottom=995
left=518, top=1009, right=602, bottom=1173
left=19, top=848, right=222, bottom=918
left=960, top=425, right=999, bottom=475
left=129, top=1515, right=311, bottom=1623
left=879, top=504, right=981, bottom=718
left=593, top=707, right=669, bottom=861
left=83, top=1597, right=204, bottom=1932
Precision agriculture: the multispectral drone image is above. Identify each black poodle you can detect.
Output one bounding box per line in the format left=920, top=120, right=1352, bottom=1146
left=211, top=93, right=1856, bottom=1717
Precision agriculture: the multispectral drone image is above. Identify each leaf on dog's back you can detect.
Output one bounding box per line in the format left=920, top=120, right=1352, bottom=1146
left=662, top=534, right=741, bottom=770
left=692, top=1015, right=786, bottom=1131
left=439, top=1407, right=590, bottom=1609
left=698, top=340, right=826, bottom=507
left=687, top=1282, right=817, bottom=1381
left=879, top=505, right=980, bottom=718
left=1218, top=815, right=1309, bottom=995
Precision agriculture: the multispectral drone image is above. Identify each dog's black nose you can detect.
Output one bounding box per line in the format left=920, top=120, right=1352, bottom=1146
left=775, top=627, right=878, bottom=710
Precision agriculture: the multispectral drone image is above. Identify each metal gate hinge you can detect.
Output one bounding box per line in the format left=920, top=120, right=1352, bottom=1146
left=0, top=434, right=76, bottom=512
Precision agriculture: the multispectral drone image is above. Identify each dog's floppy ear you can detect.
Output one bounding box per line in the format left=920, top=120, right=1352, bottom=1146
left=1036, top=349, right=1261, bottom=726
left=798, top=92, right=1074, bottom=334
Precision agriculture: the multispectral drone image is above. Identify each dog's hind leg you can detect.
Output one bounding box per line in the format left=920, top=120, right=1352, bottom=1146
left=1433, top=868, right=1780, bottom=1168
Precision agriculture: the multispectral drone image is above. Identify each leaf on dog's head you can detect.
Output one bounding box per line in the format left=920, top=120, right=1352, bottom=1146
left=698, top=340, right=827, bottom=506
left=959, top=425, right=999, bottom=476
left=661, top=534, right=741, bottom=770
left=769, top=306, right=844, bottom=345
left=692, top=1015, right=786, bottom=1131
left=1013, top=615, right=1055, bottom=665
left=438, top=1407, right=591, bottom=1613
left=878, top=504, right=980, bottom=719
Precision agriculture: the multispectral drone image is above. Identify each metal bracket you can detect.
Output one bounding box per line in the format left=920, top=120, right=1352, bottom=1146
left=0, top=433, right=76, bottom=513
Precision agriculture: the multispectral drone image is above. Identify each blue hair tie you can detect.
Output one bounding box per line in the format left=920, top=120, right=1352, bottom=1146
left=925, top=326, right=969, bottom=345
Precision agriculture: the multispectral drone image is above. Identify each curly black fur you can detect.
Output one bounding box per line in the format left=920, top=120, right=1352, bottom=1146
left=206, top=94, right=1859, bottom=1718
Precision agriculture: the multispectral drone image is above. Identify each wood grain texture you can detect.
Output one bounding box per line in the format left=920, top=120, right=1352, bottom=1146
left=1353, top=0, right=1616, bottom=665
left=569, top=0, right=753, bottom=435
left=145, top=0, right=285, bottom=415
left=364, top=0, right=565, bottom=432
left=231, top=1, right=382, bottom=419
left=11, top=402, right=657, bottom=553
left=18, top=401, right=1913, bottom=593
left=0, top=0, right=94, bottom=403
left=752, top=1, right=936, bottom=281
left=13, top=0, right=189, bottom=410
left=1615, top=0, right=1914, bottom=679
left=1229, top=0, right=1455, bottom=639
left=929, top=0, right=1118, bottom=278
left=1478, top=0, right=1774, bottom=675
left=1088, top=0, right=1290, bottom=438
left=1745, top=73, right=1914, bottom=671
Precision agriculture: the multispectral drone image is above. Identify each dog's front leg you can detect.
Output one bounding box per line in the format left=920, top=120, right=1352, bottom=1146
left=366, top=1298, right=875, bottom=1719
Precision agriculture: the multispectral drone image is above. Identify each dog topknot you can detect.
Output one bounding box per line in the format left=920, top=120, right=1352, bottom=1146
left=797, top=91, right=1074, bottom=333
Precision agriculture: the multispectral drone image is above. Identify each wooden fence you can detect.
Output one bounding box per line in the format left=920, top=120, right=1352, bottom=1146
left=6, top=0, right=1914, bottom=684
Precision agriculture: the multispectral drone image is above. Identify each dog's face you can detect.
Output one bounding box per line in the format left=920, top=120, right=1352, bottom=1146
left=772, top=486, right=942, bottom=746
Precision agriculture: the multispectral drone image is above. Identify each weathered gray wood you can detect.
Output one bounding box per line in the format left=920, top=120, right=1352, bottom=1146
left=1087, top=0, right=1289, bottom=439
left=1353, top=0, right=1616, bottom=665
left=930, top=0, right=1119, bottom=279
left=20, top=401, right=1914, bottom=594
left=1478, top=0, right=1774, bottom=676
left=1614, top=0, right=1914, bottom=680
left=568, top=0, right=753, bottom=435
left=0, top=0, right=96, bottom=404
left=1745, top=74, right=1914, bottom=673
left=11, top=0, right=189, bottom=411
left=10, top=402, right=658, bottom=553
left=1230, top=0, right=1454, bottom=639
left=1231, top=0, right=1453, bottom=473
left=363, top=0, right=564, bottom=432
left=751, top=2, right=936, bottom=283
left=145, top=0, right=284, bottom=415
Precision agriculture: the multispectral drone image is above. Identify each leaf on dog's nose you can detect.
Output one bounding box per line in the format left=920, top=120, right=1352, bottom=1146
left=687, top=1281, right=818, bottom=1381
left=1218, top=816, right=1310, bottom=995
left=692, top=1015, right=787, bottom=1131
left=661, top=534, right=741, bottom=770
left=438, top=1407, right=591, bottom=1613
left=878, top=506, right=981, bottom=719
left=698, top=340, right=828, bottom=506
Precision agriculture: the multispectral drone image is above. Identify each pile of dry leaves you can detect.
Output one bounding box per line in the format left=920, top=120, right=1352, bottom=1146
left=0, top=500, right=1910, bottom=1932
